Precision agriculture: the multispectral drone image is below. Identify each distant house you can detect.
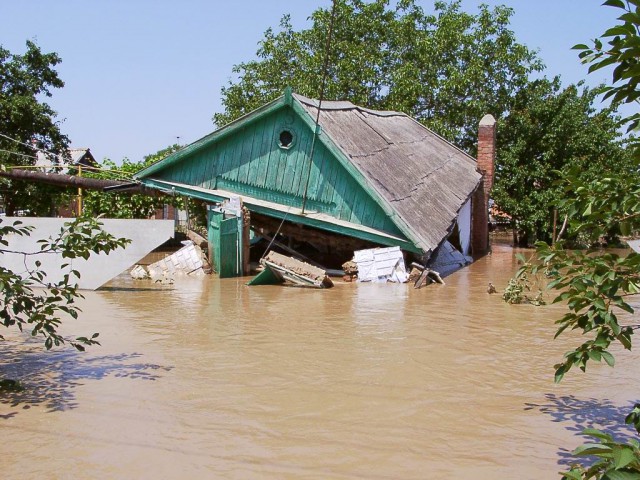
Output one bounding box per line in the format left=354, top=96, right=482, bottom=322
left=135, top=88, right=495, bottom=277
left=33, top=145, right=98, bottom=217
left=34, top=146, right=97, bottom=174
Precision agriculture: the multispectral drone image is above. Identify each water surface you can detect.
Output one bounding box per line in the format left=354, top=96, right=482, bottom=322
left=1, top=245, right=638, bottom=479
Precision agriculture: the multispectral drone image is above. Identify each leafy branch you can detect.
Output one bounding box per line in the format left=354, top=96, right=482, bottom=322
left=0, top=216, right=129, bottom=351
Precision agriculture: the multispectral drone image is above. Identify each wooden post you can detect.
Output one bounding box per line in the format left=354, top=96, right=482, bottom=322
left=77, top=164, right=83, bottom=215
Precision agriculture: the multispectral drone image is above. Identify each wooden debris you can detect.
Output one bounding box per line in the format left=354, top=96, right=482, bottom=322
left=247, top=251, right=333, bottom=288
left=342, top=260, right=358, bottom=275
left=411, top=262, right=445, bottom=289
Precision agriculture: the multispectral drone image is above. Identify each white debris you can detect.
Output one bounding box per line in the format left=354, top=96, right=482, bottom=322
left=130, top=264, right=149, bottom=280
left=353, top=246, right=408, bottom=283
left=146, top=241, right=207, bottom=280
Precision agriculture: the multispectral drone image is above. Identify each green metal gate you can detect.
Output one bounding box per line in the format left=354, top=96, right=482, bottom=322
left=208, top=209, right=241, bottom=278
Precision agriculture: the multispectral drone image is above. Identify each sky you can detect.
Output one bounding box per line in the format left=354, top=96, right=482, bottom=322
left=0, top=1, right=624, bottom=164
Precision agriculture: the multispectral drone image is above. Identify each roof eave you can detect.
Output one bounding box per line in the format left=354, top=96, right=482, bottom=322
left=134, top=94, right=290, bottom=179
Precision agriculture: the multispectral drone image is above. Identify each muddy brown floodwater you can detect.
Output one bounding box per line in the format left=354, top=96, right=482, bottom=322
left=1, top=244, right=639, bottom=479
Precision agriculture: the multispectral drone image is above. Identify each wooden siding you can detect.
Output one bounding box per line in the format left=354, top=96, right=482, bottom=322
left=154, top=106, right=402, bottom=237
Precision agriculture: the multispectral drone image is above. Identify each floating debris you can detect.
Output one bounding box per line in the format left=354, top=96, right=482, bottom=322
left=410, top=262, right=444, bottom=289
left=130, top=240, right=207, bottom=282
left=352, top=246, right=408, bottom=283
left=130, top=265, right=149, bottom=280
left=247, top=251, right=333, bottom=288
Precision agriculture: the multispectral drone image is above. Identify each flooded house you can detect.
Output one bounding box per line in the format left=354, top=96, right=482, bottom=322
left=134, top=88, right=496, bottom=278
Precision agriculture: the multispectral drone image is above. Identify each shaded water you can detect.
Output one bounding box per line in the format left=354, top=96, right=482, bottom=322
left=1, top=245, right=639, bottom=479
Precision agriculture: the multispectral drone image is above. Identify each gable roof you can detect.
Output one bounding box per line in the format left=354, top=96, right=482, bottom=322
left=34, top=147, right=97, bottom=171
left=136, top=90, right=482, bottom=257
left=68, top=148, right=96, bottom=166
left=292, top=93, right=482, bottom=255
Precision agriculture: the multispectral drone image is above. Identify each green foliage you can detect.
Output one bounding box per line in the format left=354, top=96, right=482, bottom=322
left=562, top=429, right=640, bottom=479
left=574, top=0, right=640, bottom=134
left=0, top=40, right=71, bottom=215
left=214, top=0, right=542, bottom=152
left=494, top=78, right=633, bottom=245
left=502, top=254, right=546, bottom=305
left=0, top=216, right=129, bottom=351
left=82, top=145, right=183, bottom=219
left=504, top=2, right=640, bottom=477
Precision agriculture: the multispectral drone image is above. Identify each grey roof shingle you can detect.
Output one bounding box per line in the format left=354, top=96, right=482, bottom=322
left=294, top=93, right=482, bottom=255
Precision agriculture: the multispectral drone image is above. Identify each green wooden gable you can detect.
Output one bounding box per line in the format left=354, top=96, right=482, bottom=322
left=135, top=89, right=420, bottom=252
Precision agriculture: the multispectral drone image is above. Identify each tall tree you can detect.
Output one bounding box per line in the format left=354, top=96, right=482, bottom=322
left=493, top=77, right=633, bottom=246
left=214, top=0, right=543, bottom=152
left=0, top=41, right=70, bottom=216
left=505, top=1, right=640, bottom=477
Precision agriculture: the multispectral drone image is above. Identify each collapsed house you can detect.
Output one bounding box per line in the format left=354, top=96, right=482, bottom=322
left=133, top=88, right=496, bottom=278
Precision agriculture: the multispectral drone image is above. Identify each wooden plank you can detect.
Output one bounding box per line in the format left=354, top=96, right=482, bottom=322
left=255, top=117, right=273, bottom=188
left=225, top=134, right=242, bottom=182
left=237, top=126, right=255, bottom=185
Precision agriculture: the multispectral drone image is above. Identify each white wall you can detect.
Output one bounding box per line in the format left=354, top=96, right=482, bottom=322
left=457, top=198, right=472, bottom=257
left=0, top=218, right=174, bottom=290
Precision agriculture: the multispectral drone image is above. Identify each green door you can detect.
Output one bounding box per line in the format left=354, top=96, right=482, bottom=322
left=208, top=210, right=240, bottom=278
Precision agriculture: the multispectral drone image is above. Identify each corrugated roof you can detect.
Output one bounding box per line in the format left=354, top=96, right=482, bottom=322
left=293, top=93, right=482, bottom=256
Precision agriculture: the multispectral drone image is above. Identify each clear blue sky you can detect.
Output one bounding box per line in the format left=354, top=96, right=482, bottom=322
left=1, top=1, right=622, bottom=163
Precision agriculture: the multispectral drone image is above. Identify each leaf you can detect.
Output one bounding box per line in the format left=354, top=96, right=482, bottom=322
left=601, top=351, right=616, bottom=367
left=602, top=470, right=640, bottom=480
left=555, top=364, right=568, bottom=383
left=612, top=445, right=637, bottom=470
left=588, top=350, right=603, bottom=362
left=561, top=469, right=583, bottom=480
left=583, top=428, right=615, bottom=440
left=573, top=443, right=613, bottom=456
left=603, top=0, right=626, bottom=8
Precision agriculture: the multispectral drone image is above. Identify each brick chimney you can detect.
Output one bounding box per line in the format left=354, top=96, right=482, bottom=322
left=471, top=114, right=496, bottom=256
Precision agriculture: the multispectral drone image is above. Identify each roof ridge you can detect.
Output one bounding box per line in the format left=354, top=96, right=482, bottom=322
left=292, top=93, right=403, bottom=117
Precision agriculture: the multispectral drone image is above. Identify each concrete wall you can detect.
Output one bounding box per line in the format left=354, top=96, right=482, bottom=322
left=0, top=218, right=174, bottom=290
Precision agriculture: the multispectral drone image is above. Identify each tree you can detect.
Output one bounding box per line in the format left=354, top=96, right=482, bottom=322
left=81, top=145, right=207, bottom=230
left=505, top=1, right=640, bottom=477
left=493, top=77, right=634, bottom=246
left=82, top=145, right=183, bottom=219
left=0, top=216, right=129, bottom=354
left=214, top=0, right=542, bottom=153
left=0, top=41, right=71, bottom=216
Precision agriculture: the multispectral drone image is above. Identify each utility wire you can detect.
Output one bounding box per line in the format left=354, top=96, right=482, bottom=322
left=261, top=0, right=337, bottom=258
left=260, top=207, right=292, bottom=260
left=0, top=132, right=61, bottom=158
left=300, top=0, right=338, bottom=214
left=0, top=149, right=37, bottom=160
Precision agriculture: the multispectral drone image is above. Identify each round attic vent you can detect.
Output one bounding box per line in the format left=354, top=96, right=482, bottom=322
left=279, top=130, right=294, bottom=149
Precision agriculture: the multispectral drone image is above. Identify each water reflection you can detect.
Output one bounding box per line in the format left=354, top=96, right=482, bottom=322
left=526, top=393, right=638, bottom=466
left=0, top=344, right=172, bottom=413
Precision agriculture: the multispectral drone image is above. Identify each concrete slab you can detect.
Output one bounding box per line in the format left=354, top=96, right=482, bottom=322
left=0, top=217, right=174, bottom=290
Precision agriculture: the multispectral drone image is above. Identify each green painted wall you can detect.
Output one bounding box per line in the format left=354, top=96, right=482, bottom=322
left=156, top=106, right=402, bottom=237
